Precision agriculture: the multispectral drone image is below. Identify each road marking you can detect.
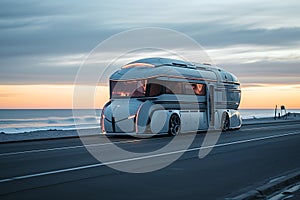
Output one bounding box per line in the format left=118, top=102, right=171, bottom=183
left=241, top=124, right=300, bottom=131
left=0, top=139, right=141, bottom=157
left=1, top=123, right=298, bottom=156
left=0, top=131, right=299, bottom=184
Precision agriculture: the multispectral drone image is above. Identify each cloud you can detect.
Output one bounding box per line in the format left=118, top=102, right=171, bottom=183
left=0, top=0, right=300, bottom=86
left=218, top=60, right=300, bottom=85
left=0, top=1, right=62, bottom=19
left=222, top=61, right=300, bottom=76
left=207, top=44, right=300, bottom=64
left=169, top=22, right=300, bottom=48
left=1, top=0, right=300, bottom=57
left=0, top=61, right=79, bottom=85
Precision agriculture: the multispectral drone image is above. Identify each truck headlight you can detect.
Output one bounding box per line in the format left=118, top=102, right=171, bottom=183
left=128, top=115, right=136, bottom=119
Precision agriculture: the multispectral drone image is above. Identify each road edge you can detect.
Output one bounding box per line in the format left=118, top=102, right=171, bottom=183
left=226, top=170, right=300, bottom=200
left=1, top=119, right=300, bottom=144
left=0, top=134, right=100, bottom=144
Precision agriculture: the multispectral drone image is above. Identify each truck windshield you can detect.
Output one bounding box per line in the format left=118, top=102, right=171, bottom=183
left=110, top=79, right=206, bottom=98
left=111, top=80, right=147, bottom=98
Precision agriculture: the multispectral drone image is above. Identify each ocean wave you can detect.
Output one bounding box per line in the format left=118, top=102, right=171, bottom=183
left=0, top=116, right=99, bottom=123
left=0, top=124, right=101, bottom=134
left=0, top=115, right=101, bottom=134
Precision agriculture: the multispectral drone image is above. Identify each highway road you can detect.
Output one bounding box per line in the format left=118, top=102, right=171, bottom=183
left=0, top=121, right=299, bottom=200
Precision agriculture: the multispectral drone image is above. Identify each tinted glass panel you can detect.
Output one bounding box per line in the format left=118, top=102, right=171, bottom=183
left=111, top=80, right=147, bottom=97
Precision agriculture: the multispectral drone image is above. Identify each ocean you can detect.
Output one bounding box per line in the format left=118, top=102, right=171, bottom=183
left=0, top=109, right=299, bottom=134
left=0, top=109, right=101, bottom=134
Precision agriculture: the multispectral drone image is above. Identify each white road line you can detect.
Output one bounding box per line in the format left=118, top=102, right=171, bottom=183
left=0, top=139, right=141, bottom=157
left=0, top=131, right=299, bottom=184
left=241, top=124, right=300, bottom=131
left=1, top=123, right=298, bottom=157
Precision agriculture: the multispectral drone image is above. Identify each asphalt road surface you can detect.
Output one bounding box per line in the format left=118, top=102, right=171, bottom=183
left=0, top=121, right=299, bottom=200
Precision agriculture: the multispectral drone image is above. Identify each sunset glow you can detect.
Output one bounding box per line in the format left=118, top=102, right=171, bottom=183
left=0, top=85, right=109, bottom=109
left=240, top=84, right=300, bottom=109
left=0, top=84, right=299, bottom=109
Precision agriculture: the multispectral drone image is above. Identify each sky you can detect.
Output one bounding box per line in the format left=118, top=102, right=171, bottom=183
left=0, top=0, right=300, bottom=109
